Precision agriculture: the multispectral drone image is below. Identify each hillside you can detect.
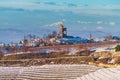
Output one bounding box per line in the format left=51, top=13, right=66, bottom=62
left=0, top=64, right=101, bottom=80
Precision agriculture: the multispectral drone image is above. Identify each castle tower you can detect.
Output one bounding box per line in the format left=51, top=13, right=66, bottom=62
left=59, top=24, right=67, bottom=38
left=59, top=24, right=63, bottom=38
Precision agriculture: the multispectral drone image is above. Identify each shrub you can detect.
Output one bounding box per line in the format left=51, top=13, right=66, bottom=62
left=115, top=45, right=120, bottom=52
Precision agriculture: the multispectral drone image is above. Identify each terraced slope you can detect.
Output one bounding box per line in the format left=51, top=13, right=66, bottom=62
left=0, top=64, right=100, bottom=80
left=75, top=68, right=120, bottom=80
left=0, top=67, right=23, bottom=80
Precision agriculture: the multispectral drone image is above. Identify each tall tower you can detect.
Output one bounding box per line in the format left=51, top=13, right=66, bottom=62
left=60, top=24, right=63, bottom=38
left=59, top=24, right=67, bottom=38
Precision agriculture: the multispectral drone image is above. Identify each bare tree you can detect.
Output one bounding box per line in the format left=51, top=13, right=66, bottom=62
left=52, top=31, right=57, bottom=38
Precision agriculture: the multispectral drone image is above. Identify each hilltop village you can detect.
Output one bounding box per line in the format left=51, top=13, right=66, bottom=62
left=0, top=24, right=120, bottom=54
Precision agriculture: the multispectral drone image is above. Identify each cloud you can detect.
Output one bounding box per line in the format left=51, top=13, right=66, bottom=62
left=73, top=9, right=120, bottom=16
left=0, top=28, right=24, bottom=33
left=43, top=2, right=57, bottom=5
left=77, top=20, right=93, bottom=24
left=77, top=20, right=116, bottom=28
left=67, top=3, right=77, bottom=7
left=97, top=21, right=103, bottom=24
left=97, top=26, right=103, bottom=30
left=0, top=2, right=37, bottom=11
left=103, top=5, right=120, bottom=9
left=62, top=19, right=66, bottom=22
left=34, top=2, right=41, bottom=4
left=45, top=22, right=62, bottom=27
left=109, top=22, right=115, bottom=26
left=77, top=20, right=80, bottom=23
left=0, top=7, right=25, bottom=11
left=96, top=21, right=116, bottom=26
left=0, top=1, right=120, bottom=16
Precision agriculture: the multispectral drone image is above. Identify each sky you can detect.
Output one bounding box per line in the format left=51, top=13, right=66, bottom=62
left=0, top=0, right=120, bottom=43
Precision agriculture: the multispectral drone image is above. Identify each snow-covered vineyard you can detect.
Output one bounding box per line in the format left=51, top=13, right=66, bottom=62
left=0, top=64, right=100, bottom=80
left=75, top=67, right=120, bottom=80
left=0, top=64, right=120, bottom=80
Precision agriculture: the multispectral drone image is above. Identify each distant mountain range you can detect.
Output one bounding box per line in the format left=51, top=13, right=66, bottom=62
left=69, top=30, right=120, bottom=39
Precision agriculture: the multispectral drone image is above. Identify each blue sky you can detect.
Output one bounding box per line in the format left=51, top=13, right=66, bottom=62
left=0, top=0, right=120, bottom=43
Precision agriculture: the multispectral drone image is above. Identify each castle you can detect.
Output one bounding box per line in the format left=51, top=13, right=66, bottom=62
left=59, top=24, right=67, bottom=38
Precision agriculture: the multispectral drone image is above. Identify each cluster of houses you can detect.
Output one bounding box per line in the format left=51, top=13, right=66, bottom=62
left=0, top=24, right=120, bottom=53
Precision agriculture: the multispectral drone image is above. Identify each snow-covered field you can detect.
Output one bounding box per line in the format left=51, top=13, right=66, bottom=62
left=92, top=43, right=118, bottom=53
left=0, top=64, right=120, bottom=80
left=74, top=67, right=120, bottom=80
left=0, top=64, right=100, bottom=80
